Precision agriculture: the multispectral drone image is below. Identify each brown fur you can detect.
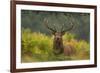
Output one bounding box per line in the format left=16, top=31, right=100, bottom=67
left=53, top=32, right=64, bottom=54
left=64, top=45, right=76, bottom=56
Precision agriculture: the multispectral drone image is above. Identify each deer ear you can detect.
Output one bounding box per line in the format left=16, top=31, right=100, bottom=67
left=52, top=31, right=56, bottom=35
left=61, top=32, right=65, bottom=35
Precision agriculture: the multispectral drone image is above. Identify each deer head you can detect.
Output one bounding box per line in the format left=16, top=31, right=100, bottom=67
left=44, top=17, right=74, bottom=54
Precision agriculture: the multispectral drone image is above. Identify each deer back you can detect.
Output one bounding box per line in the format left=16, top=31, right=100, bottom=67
left=64, top=44, right=76, bottom=56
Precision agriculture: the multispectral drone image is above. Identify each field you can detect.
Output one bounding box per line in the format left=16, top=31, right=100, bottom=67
left=21, top=29, right=90, bottom=63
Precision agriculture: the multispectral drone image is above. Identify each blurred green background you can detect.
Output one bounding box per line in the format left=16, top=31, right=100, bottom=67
left=21, top=10, right=90, bottom=63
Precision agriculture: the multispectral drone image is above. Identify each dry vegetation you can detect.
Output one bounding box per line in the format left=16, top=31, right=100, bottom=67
left=21, top=29, right=90, bottom=63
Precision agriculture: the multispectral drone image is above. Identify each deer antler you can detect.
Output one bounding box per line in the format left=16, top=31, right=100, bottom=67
left=61, top=15, right=74, bottom=33
left=61, top=22, right=74, bottom=33
left=44, top=18, right=57, bottom=33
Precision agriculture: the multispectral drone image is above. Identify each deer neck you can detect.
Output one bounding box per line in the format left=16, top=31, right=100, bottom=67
left=53, top=36, right=64, bottom=54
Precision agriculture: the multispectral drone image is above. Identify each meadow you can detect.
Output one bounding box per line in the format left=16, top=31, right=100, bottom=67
left=21, top=29, right=90, bottom=63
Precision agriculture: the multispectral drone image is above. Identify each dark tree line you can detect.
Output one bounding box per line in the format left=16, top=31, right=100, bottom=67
left=21, top=10, right=90, bottom=42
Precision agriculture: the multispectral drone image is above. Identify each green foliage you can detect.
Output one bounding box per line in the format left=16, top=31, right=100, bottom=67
left=21, top=29, right=90, bottom=63
left=21, top=10, right=90, bottom=41
left=63, top=35, right=90, bottom=60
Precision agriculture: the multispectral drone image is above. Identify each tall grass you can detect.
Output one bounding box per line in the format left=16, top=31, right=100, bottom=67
left=21, top=29, right=90, bottom=63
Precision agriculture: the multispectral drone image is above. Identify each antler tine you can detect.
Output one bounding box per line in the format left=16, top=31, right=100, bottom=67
left=53, top=23, right=57, bottom=31
left=63, top=22, right=74, bottom=32
left=61, top=23, right=74, bottom=33
left=44, top=18, right=56, bottom=32
left=61, top=15, right=74, bottom=33
left=61, top=23, right=65, bottom=32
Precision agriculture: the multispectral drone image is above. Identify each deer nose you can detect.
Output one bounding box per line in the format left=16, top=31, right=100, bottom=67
left=56, top=37, right=60, bottom=40
left=57, top=38, right=59, bottom=40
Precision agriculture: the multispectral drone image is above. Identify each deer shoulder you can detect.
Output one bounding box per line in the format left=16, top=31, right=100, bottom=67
left=64, top=44, right=76, bottom=56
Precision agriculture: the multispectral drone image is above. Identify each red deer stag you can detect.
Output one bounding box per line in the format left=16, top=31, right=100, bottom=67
left=44, top=18, right=74, bottom=55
